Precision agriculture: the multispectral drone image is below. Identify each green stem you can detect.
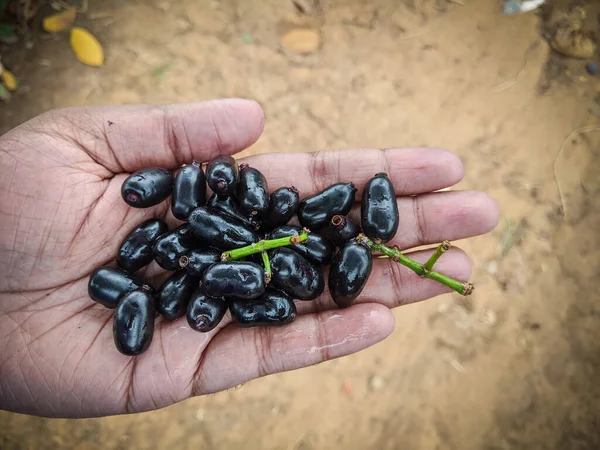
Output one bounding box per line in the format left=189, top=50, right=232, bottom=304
left=261, top=251, right=272, bottom=283
left=221, top=231, right=309, bottom=261
left=423, top=240, right=451, bottom=273
left=356, top=234, right=474, bottom=296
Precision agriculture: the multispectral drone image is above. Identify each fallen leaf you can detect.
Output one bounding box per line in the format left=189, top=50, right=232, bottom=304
left=70, top=27, right=104, bottom=67
left=151, top=63, right=172, bottom=79
left=551, top=24, right=596, bottom=59
left=1, top=69, right=18, bottom=91
left=43, top=7, right=77, bottom=33
left=0, top=24, right=18, bottom=44
left=280, top=28, right=321, bottom=54
left=0, top=84, right=11, bottom=102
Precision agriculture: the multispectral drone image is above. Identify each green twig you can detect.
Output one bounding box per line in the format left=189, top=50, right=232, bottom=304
left=221, top=231, right=309, bottom=262
left=261, top=251, right=272, bottom=283
left=423, top=240, right=451, bottom=273
left=356, top=234, right=474, bottom=295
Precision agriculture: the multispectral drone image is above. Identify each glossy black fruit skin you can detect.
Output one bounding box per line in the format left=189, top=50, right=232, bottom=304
left=157, top=271, right=198, bottom=320
left=154, top=225, right=198, bottom=270
left=329, top=241, right=373, bottom=308
left=268, top=225, right=334, bottom=266
left=261, top=187, right=300, bottom=231
left=237, top=164, right=270, bottom=216
left=206, top=155, right=238, bottom=195
left=322, top=215, right=361, bottom=247
left=171, top=161, right=207, bottom=220
left=269, top=248, right=325, bottom=300
left=230, top=289, right=296, bottom=327
left=113, top=287, right=155, bottom=356
left=180, top=248, right=221, bottom=277
left=297, top=183, right=357, bottom=230
left=121, top=168, right=174, bottom=208
left=88, top=266, right=146, bottom=309
left=186, top=289, right=229, bottom=332
left=361, top=172, right=399, bottom=243
left=188, top=207, right=259, bottom=250
left=202, top=262, right=266, bottom=299
left=207, top=193, right=260, bottom=230
left=117, top=219, right=169, bottom=272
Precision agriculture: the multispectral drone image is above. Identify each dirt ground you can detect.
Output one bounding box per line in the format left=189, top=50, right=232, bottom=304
left=1, top=0, right=600, bottom=448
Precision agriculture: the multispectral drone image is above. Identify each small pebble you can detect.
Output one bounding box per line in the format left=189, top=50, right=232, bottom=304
left=368, top=375, right=385, bottom=391
left=483, top=260, right=498, bottom=275
left=586, top=63, right=598, bottom=75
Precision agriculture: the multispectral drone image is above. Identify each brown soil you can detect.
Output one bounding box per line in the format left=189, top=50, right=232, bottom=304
left=1, top=0, right=600, bottom=448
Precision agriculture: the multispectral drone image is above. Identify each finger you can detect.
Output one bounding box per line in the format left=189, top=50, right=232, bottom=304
left=295, top=247, right=472, bottom=316
left=192, top=303, right=395, bottom=395
left=123, top=313, right=235, bottom=414
left=57, top=99, right=265, bottom=173
left=241, top=147, right=464, bottom=197
left=347, top=190, right=500, bottom=249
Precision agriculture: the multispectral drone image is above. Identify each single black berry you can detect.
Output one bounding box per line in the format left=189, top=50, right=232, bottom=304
left=171, top=161, right=207, bottom=220
left=88, top=266, right=146, bottom=309
left=113, top=287, right=155, bottom=356
left=297, top=182, right=357, bottom=230
left=206, top=155, right=238, bottom=195
left=361, top=172, right=399, bottom=243
left=329, top=241, right=372, bottom=308
left=117, top=219, right=168, bottom=272
left=121, top=168, right=174, bottom=208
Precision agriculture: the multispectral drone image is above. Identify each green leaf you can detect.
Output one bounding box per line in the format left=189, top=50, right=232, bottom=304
left=0, top=83, right=11, bottom=102
left=0, top=23, right=15, bottom=38
left=151, top=63, right=172, bottom=80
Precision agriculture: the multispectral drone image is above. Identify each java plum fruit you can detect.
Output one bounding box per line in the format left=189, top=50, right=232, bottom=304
left=269, top=247, right=324, bottom=300
left=171, top=161, right=207, bottom=220
left=201, top=261, right=266, bottom=300
left=186, top=289, right=229, bottom=332
left=117, top=219, right=168, bottom=272
left=297, top=182, right=357, bottom=230
left=361, top=172, right=399, bottom=243
left=88, top=266, right=146, bottom=309
left=267, top=225, right=334, bottom=266
left=207, top=193, right=260, bottom=230
left=206, top=155, right=238, bottom=195
left=179, top=248, right=221, bottom=278
left=121, top=168, right=174, bottom=208
left=328, top=241, right=373, bottom=308
left=230, top=288, right=296, bottom=327
left=188, top=207, right=259, bottom=250
left=237, top=164, right=270, bottom=217
left=157, top=271, right=198, bottom=320
left=322, top=215, right=361, bottom=247
left=154, top=225, right=198, bottom=270
left=113, top=287, right=155, bottom=356
left=260, top=187, right=299, bottom=231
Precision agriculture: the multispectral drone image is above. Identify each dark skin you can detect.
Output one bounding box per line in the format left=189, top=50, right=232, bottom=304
left=0, top=99, right=499, bottom=418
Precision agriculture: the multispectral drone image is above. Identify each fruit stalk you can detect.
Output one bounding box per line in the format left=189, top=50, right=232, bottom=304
left=221, top=231, right=309, bottom=261
left=261, top=251, right=272, bottom=283
left=355, top=234, right=474, bottom=296
left=423, top=240, right=451, bottom=273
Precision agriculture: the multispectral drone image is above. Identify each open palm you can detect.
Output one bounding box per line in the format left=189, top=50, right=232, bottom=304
left=0, top=99, right=498, bottom=418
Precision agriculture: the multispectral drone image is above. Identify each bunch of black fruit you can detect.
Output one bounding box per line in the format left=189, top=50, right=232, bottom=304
left=88, top=155, right=399, bottom=356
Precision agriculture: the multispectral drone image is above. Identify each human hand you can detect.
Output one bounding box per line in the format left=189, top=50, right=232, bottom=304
left=0, top=99, right=499, bottom=418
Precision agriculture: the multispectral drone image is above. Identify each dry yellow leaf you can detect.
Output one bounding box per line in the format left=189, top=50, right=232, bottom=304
left=43, top=7, right=77, bottom=33
left=70, top=27, right=104, bottom=67
left=280, top=28, right=321, bottom=54
left=1, top=69, right=17, bottom=91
